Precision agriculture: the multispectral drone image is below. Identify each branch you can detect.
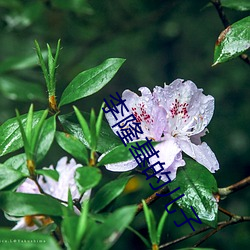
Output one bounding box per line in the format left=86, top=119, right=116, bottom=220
left=136, top=186, right=169, bottom=215
left=159, top=224, right=213, bottom=249
left=193, top=216, right=250, bottom=247
left=218, top=176, right=250, bottom=199
left=159, top=216, right=250, bottom=249
left=211, top=0, right=250, bottom=66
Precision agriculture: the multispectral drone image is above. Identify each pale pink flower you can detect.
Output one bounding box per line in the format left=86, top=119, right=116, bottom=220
left=12, top=157, right=90, bottom=231
left=103, top=79, right=219, bottom=181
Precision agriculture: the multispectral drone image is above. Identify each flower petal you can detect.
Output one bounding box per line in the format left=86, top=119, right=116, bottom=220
left=178, top=139, right=219, bottom=173
left=149, top=137, right=185, bottom=181
left=16, top=178, right=40, bottom=194
left=39, top=157, right=82, bottom=201
left=154, top=79, right=214, bottom=136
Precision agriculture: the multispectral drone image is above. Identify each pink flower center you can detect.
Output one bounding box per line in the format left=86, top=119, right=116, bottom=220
left=170, top=99, right=190, bottom=122
left=132, top=103, right=153, bottom=124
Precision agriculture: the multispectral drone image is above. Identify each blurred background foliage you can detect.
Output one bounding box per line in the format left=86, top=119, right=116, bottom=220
left=0, top=0, right=249, bottom=249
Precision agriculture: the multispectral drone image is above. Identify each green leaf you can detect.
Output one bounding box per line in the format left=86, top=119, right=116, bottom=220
left=91, top=176, right=132, bottom=213
left=0, top=192, right=65, bottom=216
left=75, top=167, right=102, bottom=194
left=59, top=58, right=125, bottom=106
left=90, top=108, right=97, bottom=150
left=4, top=153, right=28, bottom=175
left=56, top=131, right=89, bottom=165
left=83, top=205, right=136, bottom=250
left=62, top=215, right=80, bottom=250
left=59, top=112, right=121, bottom=153
left=96, top=103, right=105, bottom=140
left=36, top=116, right=56, bottom=162
left=213, top=16, right=250, bottom=65
left=168, top=159, right=218, bottom=228
left=62, top=201, right=89, bottom=250
left=35, top=40, right=50, bottom=90
left=97, top=140, right=158, bottom=166
left=221, top=0, right=250, bottom=11
left=0, top=228, right=60, bottom=250
left=97, top=143, right=134, bottom=166
left=142, top=200, right=157, bottom=245
left=157, top=207, right=171, bottom=244
left=0, top=76, right=46, bottom=102
left=30, top=109, right=48, bottom=158
left=36, top=169, right=59, bottom=181
left=76, top=201, right=89, bottom=248
left=127, top=226, right=151, bottom=248
left=73, top=106, right=91, bottom=147
left=0, top=164, right=27, bottom=190
left=0, top=111, right=44, bottom=157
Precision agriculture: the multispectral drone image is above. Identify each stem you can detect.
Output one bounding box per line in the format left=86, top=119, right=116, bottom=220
left=218, top=206, right=235, bottom=218
left=193, top=216, right=250, bottom=247
left=210, top=0, right=250, bottom=66
left=33, top=178, right=68, bottom=204
left=159, top=216, right=250, bottom=249
left=136, top=186, right=169, bottom=215
left=218, top=176, right=250, bottom=199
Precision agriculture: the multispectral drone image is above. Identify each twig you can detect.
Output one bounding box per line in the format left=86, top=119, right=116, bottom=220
left=218, top=176, right=250, bottom=199
left=211, top=0, right=230, bottom=27
left=136, top=186, right=169, bottom=215
left=159, top=224, right=213, bottom=249
left=33, top=177, right=68, bottom=204
left=211, top=0, right=250, bottom=66
left=218, top=206, right=235, bottom=217
left=193, top=216, right=250, bottom=247
left=159, top=216, right=250, bottom=249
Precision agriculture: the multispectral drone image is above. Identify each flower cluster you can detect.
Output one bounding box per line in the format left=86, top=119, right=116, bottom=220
left=103, top=79, right=219, bottom=180
left=11, top=157, right=90, bottom=231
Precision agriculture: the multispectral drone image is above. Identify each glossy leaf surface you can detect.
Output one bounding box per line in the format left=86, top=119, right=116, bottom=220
left=168, top=159, right=218, bottom=228
left=75, top=167, right=102, bottom=194
left=0, top=111, right=44, bottom=157
left=0, top=192, right=65, bottom=216
left=91, top=176, right=132, bottom=213
left=56, top=131, right=89, bottom=165
left=213, top=16, right=250, bottom=65
left=59, top=58, right=125, bottom=106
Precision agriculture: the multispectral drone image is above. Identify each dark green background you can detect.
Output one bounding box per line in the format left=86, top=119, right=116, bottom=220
left=0, top=0, right=249, bottom=249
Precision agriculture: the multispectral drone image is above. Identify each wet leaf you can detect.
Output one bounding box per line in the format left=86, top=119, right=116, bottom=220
left=36, top=116, right=56, bottom=162
left=91, top=176, right=132, bottom=213
left=0, top=192, right=65, bottom=216
left=4, top=153, right=28, bottom=175
left=98, top=140, right=158, bottom=166
left=0, top=164, right=27, bottom=190
left=56, top=131, right=89, bottom=165
left=75, top=167, right=102, bottom=194
left=0, top=111, right=44, bottom=157
left=168, top=159, right=218, bottom=228
left=213, top=16, right=250, bottom=65
left=59, top=112, right=121, bottom=153
left=59, top=58, right=125, bottom=106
